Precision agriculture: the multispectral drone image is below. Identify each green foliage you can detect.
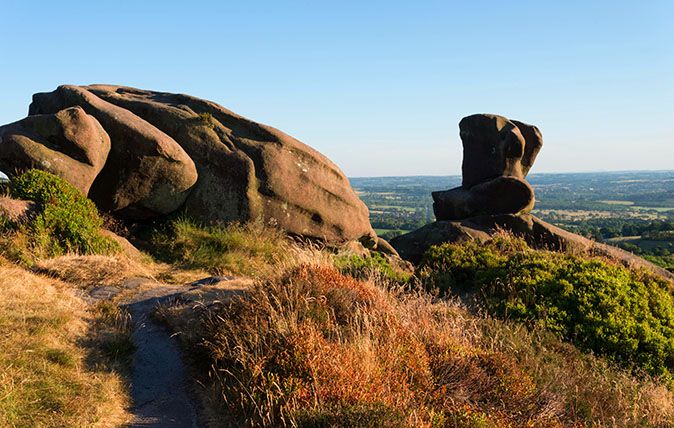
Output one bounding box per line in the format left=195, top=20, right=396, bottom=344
left=151, top=217, right=288, bottom=276
left=296, top=403, right=405, bottom=428
left=6, top=169, right=118, bottom=257
left=334, top=251, right=411, bottom=283
left=419, top=236, right=674, bottom=380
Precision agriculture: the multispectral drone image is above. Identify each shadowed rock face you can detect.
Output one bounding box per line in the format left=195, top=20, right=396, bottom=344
left=29, top=85, right=198, bottom=218
left=459, top=114, right=542, bottom=187
left=433, top=114, right=542, bottom=221
left=20, top=84, right=374, bottom=244
left=0, top=106, right=110, bottom=194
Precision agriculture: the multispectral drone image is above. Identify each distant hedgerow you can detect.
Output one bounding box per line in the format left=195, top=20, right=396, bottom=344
left=7, top=169, right=118, bottom=256
left=418, top=234, right=674, bottom=381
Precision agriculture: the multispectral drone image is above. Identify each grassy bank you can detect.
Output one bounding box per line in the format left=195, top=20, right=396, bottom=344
left=0, top=259, right=131, bottom=426
left=157, top=260, right=674, bottom=427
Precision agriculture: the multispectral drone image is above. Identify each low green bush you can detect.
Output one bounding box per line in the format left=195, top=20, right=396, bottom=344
left=334, top=252, right=411, bottom=284
left=5, top=169, right=118, bottom=257
left=418, top=235, right=674, bottom=380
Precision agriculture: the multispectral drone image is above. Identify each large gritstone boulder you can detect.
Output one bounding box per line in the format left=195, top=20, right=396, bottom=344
left=432, top=114, right=542, bottom=221
left=23, top=84, right=374, bottom=244
left=79, top=84, right=374, bottom=243
left=29, top=85, right=198, bottom=218
left=0, top=106, right=110, bottom=194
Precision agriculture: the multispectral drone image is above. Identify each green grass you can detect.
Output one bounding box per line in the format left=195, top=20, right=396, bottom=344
left=418, top=234, right=674, bottom=382
left=597, top=200, right=635, bottom=206
left=374, top=228, right=410, bottom=235
left=151, top=217, right=290, bottom=277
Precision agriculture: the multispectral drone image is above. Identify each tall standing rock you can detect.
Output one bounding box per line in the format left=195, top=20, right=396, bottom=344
left=432, top=114, right=542, bottom=221
left=0, top=106, right=110, bottom=194
left=29, top=85, right=198, bottom=218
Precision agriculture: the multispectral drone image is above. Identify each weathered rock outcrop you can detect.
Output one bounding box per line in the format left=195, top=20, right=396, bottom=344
left=3, top=84, right=375, bottom=245
left=0, top=106, right=110, bottom=194
left=392, top=114, right=673, bottom=281
left=432, top=114, right=542, bottom=220
left=29, top=85, right=198, bottom=218
left=77, top=84, right=374, bottom=243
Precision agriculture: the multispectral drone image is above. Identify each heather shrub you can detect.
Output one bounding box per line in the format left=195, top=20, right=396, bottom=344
left=418, top=235, right=674, bottom=381
left=3, top=169, right=118, bottom=257
left=157, top=263, right=674, bottom=427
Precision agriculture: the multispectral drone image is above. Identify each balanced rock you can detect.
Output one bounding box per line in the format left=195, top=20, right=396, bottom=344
left=460, top=114, right=542, bottom=187
left=433, top=114, right=542, bottom=221
left=0, top=106, right=110, bottom=194
left=29, top=85, right=198, bottom=218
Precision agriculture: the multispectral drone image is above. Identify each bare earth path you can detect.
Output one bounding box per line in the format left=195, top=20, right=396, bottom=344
left=124, top=284, right=203, bottom=428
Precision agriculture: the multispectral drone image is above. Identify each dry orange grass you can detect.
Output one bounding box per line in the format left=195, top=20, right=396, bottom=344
left=33, top=231, right=156, bottom=287
left=0, top=261, right=130, bottom=427
left=159, top=263, right=674, bottom=427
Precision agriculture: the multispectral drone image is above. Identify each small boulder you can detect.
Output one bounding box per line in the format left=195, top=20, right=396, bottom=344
left=0, top=106, right=110, bottom=194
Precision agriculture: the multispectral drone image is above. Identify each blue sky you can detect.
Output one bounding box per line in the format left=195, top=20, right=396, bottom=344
left=1, top=0, right=672, bottom=176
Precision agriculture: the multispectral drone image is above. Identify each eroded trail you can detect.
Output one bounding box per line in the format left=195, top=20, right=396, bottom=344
left=124, top=285, right=202, bottom=428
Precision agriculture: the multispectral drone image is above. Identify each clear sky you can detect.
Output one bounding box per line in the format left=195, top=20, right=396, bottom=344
left=1, top=0, right=672, bottom=177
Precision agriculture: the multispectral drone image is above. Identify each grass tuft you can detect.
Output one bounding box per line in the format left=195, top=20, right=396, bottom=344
left=151, top=217, right=290, bottom=277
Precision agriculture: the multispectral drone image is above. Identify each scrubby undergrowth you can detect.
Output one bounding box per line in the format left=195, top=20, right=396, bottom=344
left=418, top=234, right=674, bottom=383
left=158, top=263, right=674, bottom=427
left=0, top=170, right=118, bottom=262
left=1, top=173, right=672, bottom=427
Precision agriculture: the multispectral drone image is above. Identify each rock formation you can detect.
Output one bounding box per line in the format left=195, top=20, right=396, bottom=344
left=0, top=84, right=376, bottom=245
left=431, top=114, right=542, bottom=220
left=0, top=106, right=111, bottom=194
left=391, top=114, right=674, bottom=281
left=0, top=196, right=35, bottom=223
left=29, top=85, right=198, bottom=218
